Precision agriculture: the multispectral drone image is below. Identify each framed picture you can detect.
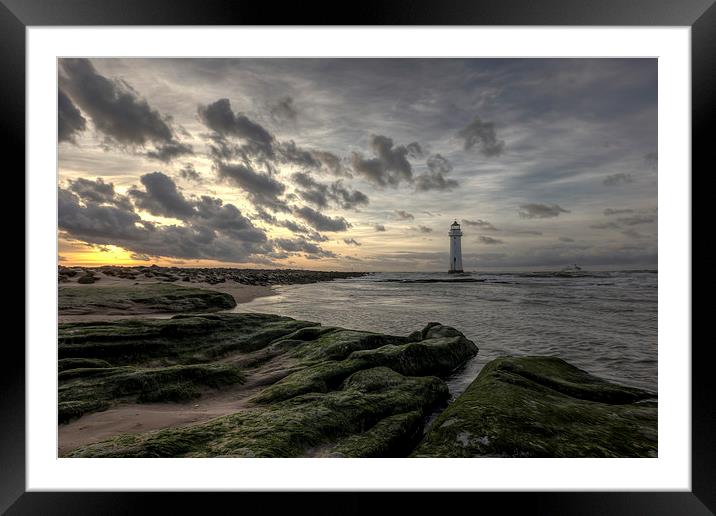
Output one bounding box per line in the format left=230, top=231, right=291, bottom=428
left=6, top=0, right=709, bottom=512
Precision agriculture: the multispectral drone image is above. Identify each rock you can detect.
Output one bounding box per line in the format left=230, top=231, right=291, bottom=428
left=250, top=323, right=477, bottom=404
left=58, top=283, right=236, bottom=316
left=69, top=366, right=448, bottom=458
left=60, top=265, right=368, bottom=288
left=412, top=356, right=657, bottom=458
left=77, top=274, right=97, bottom=284
left=59, top=357, right=112, bottom=372
left=58, top=363, right=245, bottom=424
left=60, top=314, right=477, bottom=457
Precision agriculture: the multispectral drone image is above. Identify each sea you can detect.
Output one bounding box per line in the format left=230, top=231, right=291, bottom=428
left=232, top=270, right=658, bottom=398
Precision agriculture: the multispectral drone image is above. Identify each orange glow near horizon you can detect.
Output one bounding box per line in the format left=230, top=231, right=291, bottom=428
left=58, top=240, right=359, bottom=271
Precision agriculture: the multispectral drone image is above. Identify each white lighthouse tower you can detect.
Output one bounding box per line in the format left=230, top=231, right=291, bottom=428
left=448, top=220, right=463, bottom=273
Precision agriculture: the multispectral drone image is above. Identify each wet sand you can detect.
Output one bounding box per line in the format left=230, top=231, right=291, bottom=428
left=59, top=384, right=257, bottom=456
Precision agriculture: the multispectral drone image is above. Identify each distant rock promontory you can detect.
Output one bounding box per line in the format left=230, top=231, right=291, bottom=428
left=59, top=265, right=367, bottom=286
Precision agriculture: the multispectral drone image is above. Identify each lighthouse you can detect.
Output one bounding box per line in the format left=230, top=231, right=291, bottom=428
left=448, top=220, right=463, bottom=273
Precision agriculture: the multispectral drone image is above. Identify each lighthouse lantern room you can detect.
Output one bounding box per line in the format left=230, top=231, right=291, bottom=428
left=448, top=221, right=463, bottom=273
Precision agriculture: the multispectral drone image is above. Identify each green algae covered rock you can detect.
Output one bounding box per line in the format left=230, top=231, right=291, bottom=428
left=69, top=367, right=448, bottom=458
left=59, top=314, right=478, bottom=457
left=412, top=356, right=657, bottom=458
left=58, top=313, right=314, bottom=364
left=59, top=363, right=245, bottom=423
left=252, top=322, right=477, bottom=404
left=59, top=283, right=236, bottom=316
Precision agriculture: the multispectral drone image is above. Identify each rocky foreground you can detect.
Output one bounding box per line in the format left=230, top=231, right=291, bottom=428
left=59, top=308, right=657, bottom=457
left=413, top=356, right=657, bottom=457
left=59, top=265, right=367, bottom=286
left=60, top=313, right=477, bottom=457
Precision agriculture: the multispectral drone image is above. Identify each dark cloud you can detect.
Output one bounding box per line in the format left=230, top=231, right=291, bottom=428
left=592, top=214, right=655, bottom=230
left=128, top=171, right=196, bottom=219
left=270, top=96, right=298, bottom=122
left=479, top=235, right=503, bottom=244
left=277, top=140, right=321, bottom=168
left=406, top=142, right=423, bottom=159
left=58, top=89, right=87, bottom=143
left=416, top=225, right=433, bottom=234
left=617, top=215, right=655, bottom=226
left=291, top=172, right=369, bottom=211
left=622, top=229, right=643, bottom=239
left=508, top=230, right=544, bottom=236
left=330, top=181, right=369, bottom=209
left=457, top=116, right=505, bottom=156
left=603, top=173, right=633, bottom=186
left=644, top=152, right=658, bottom=170
left=197, top=98, right=274, bottom=151
left=343, top=238, right=362, bottom=246
left=394, top=210, right=414, bottom=221
left=59, top=187, right=146, bottom=243
left=374, top=224, right=386, bottom=232
left=604, top=208, right=634, bottom=216
left=294, top=206, right=351, bottom=232
left=274, top=237, right=336, bottom=258
left=415, top=154, right=459, bottom=192
left=216, top=162, right=288, bottom=212
left=559, top=236, right=575, bottom=242
left=59, top=178, right=271, bottom=263
left=67, top=177, right=117, bottom=204
left=253, top=206, right=328, bottom=241
left=462, top=219, right=498, bottom=231
left=590, top=222, right=621, bottom=230
left=311, top=150, right=352, bottom=178
left=281, top=220, right=328, bottom=242
left=178, top=164, right=202, bottom=183
left=146, top=141, right=194, bottom=162
left=253, top=208, right=278, bottom=225
left=130, top=253, right=151, bottom=261
left=292, top=171, right=330, bottom=208
left=59, top=59, right=188, bottom=159
left=351, top=135, right=414, bottom=187
left=518, top=203, right=570, bottom=219
left=193, top=195, right=268, bottom=243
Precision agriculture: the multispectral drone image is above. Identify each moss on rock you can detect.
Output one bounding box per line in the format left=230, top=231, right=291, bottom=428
left=59, top=313, right=478, bottom=457
left=58, top=357, right=112, bottom=372
left=412, top=356, right=657, bottom=458
left=69, top=367, right=448, bottom=458
left=250, top=323, right=478, bottom=404
left=59, top=283, right=237, bottom=316
left=59, top=363, right=245, bottom=423
left=59, top=313, right=314, bottom=364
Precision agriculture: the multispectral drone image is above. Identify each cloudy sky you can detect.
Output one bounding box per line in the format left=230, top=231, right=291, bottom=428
left=58, top=58, right=657, bottom=271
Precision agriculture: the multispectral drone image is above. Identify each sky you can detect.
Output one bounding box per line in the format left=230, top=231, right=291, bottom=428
left=58, top=58, right=658, bottom=271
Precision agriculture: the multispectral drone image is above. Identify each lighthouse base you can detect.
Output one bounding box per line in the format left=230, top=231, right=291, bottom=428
left=448, top=269, right=464, bottom=274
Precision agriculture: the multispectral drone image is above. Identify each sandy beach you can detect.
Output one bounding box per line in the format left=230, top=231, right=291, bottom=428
left=58, top=270, right=275, bottom=323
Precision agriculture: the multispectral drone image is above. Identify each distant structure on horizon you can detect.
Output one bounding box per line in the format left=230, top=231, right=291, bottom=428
left=448, top=220, right=463, bottom=274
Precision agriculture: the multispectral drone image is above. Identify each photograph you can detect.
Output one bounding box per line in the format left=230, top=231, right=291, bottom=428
left=56, top=57, right=658, bottom=459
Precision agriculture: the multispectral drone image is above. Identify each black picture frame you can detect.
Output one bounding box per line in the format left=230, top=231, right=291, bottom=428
left=4, top=0, right=710, bottom=513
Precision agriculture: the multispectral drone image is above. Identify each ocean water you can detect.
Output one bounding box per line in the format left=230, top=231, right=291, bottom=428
left=233, top=270, right=658, bottom=397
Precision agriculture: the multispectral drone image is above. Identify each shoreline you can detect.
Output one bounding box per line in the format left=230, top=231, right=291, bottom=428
left=58, top=281, right=275, bottom=324
left=57, top=264, right=366, bottom=323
